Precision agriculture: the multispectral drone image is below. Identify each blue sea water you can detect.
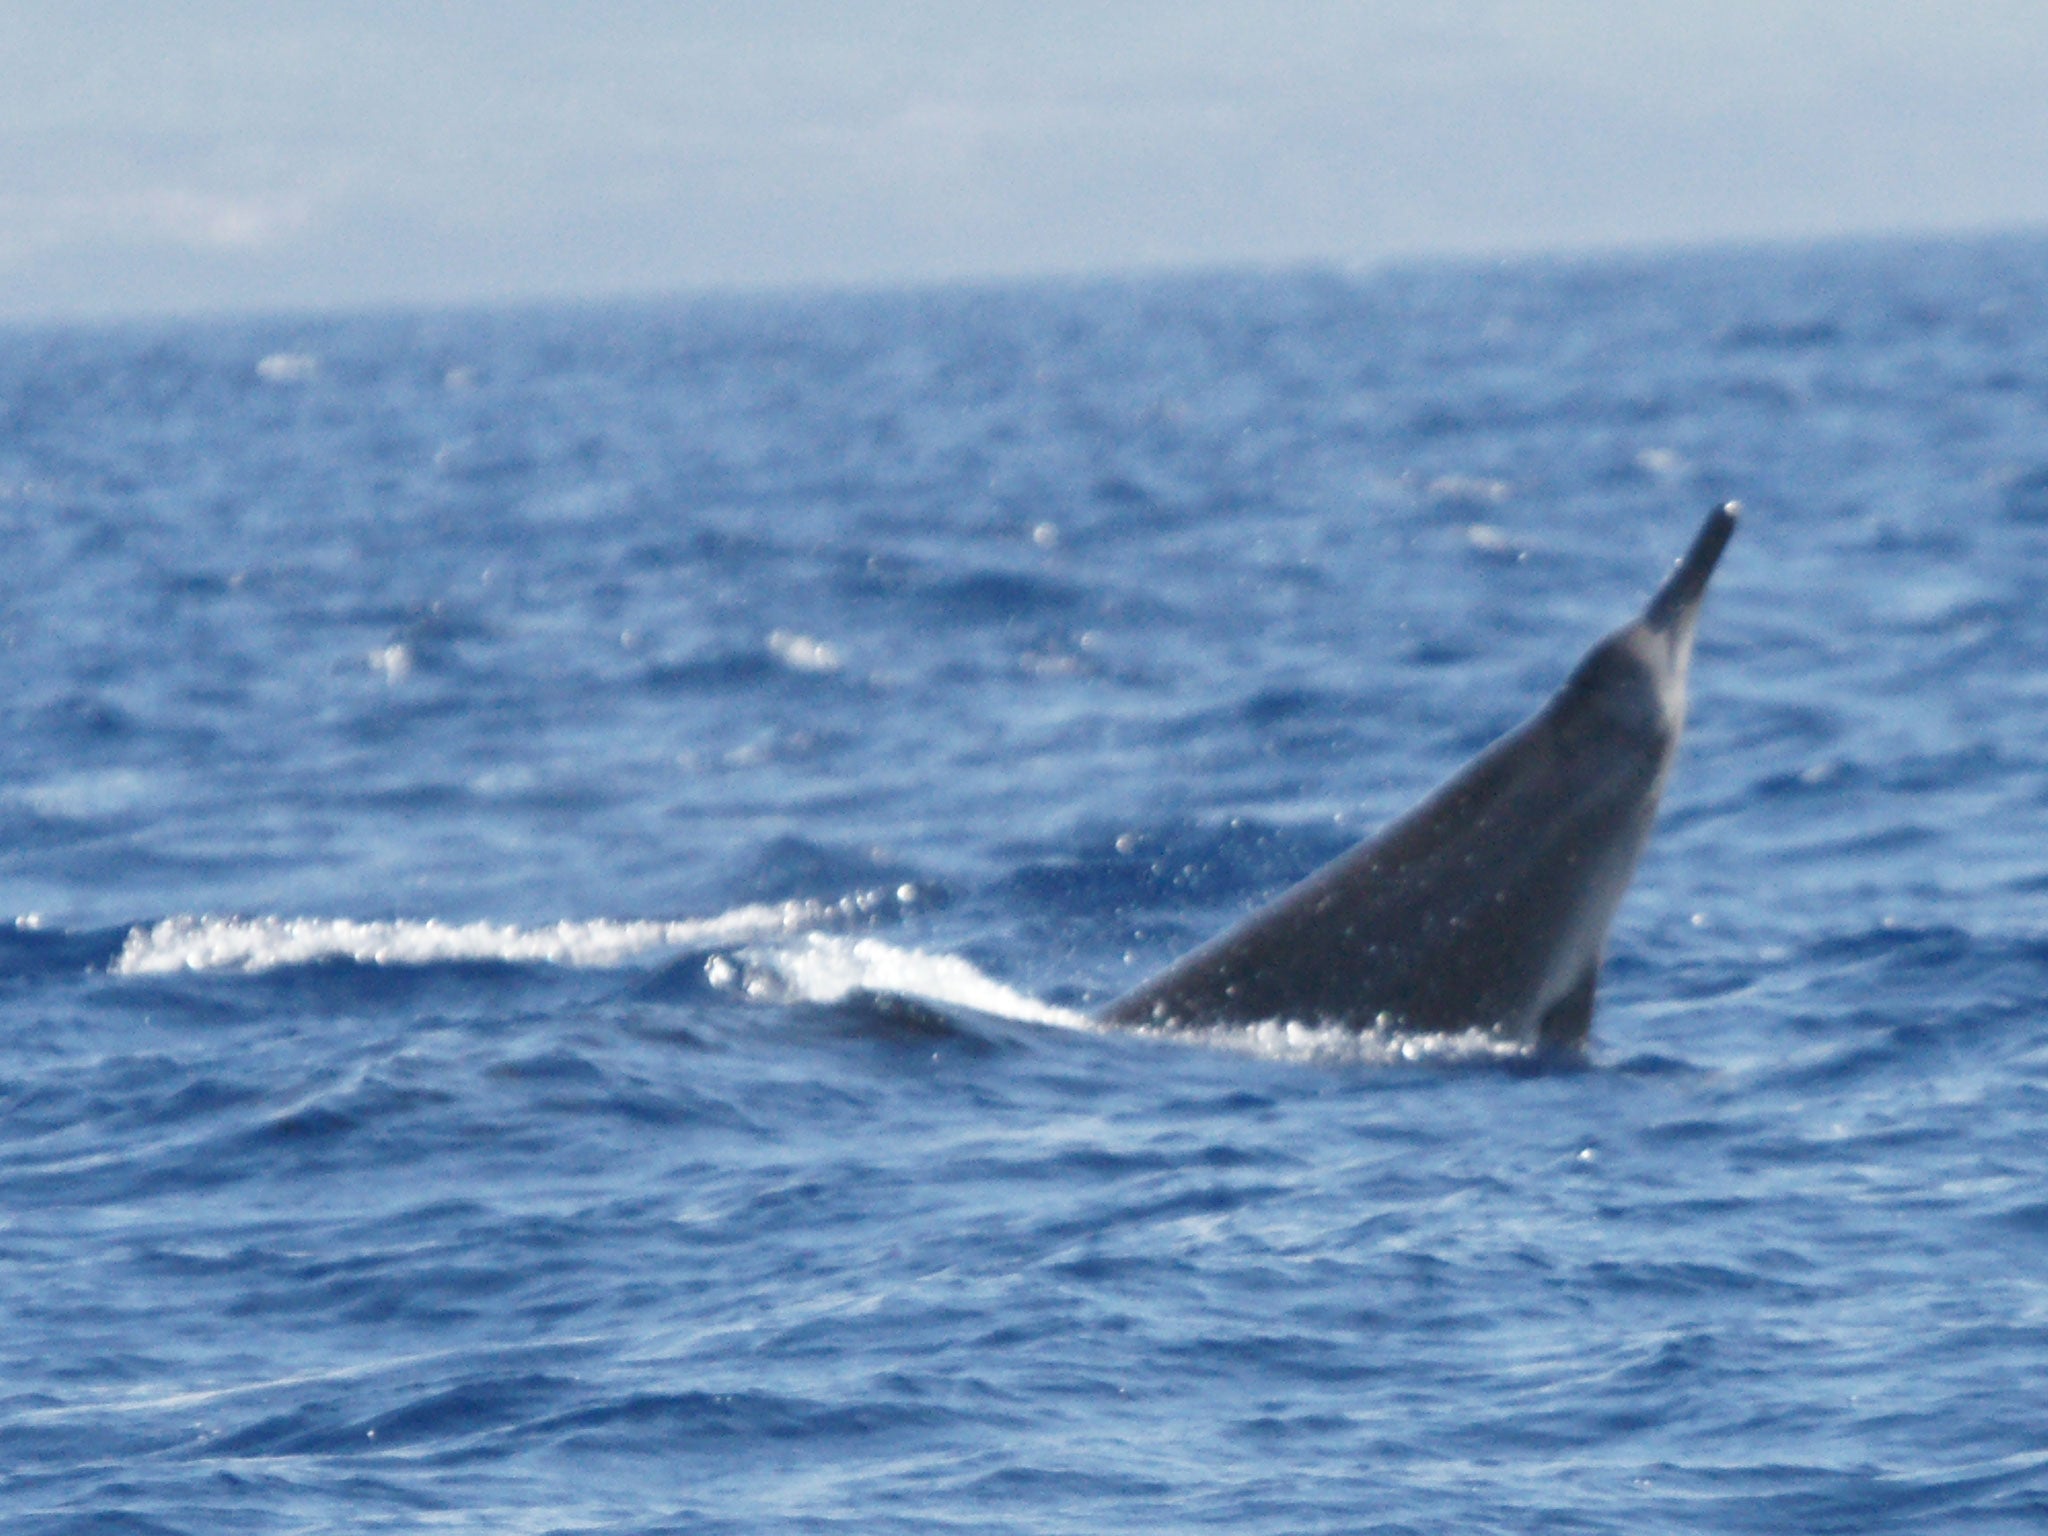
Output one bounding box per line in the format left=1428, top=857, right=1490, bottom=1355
left=5, top=233, right=2048, bottom=1532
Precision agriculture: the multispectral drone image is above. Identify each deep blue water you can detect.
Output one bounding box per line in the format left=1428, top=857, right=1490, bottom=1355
left=6, top=234, right=2048, bottom=1532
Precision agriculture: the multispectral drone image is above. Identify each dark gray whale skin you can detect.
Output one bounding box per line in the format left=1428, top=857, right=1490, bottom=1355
left=1097, top=504, right=1738, bottom=1050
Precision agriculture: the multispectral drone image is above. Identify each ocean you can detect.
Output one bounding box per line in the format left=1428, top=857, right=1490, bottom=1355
left=5, top=233, right=2048, bottom=1532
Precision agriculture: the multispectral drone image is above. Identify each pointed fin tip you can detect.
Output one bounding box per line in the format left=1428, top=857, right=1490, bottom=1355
left=1644, top=502, right=1739, bottom=629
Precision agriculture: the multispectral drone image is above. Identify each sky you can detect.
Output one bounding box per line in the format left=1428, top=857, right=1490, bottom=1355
left=4, top=1, right=2047, bottom=324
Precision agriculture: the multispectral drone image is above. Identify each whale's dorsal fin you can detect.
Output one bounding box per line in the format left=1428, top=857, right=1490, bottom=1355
left=1097, top=504, right=1738, bottom=1045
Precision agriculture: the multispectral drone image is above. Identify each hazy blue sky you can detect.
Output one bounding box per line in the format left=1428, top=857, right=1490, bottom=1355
left=4, top=2, right=2046, bottom=322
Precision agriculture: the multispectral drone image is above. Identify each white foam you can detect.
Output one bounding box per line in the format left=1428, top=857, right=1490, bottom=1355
left=367, top=643, right=414, bottom=683
left=254, top=351, right=318, bottom=384
left=712, top=933, right=1092, bottom=1030
left=113, top=897, right=878, bottom=976
left=766, top=629, right=842, bottom=673
left=1136, top=1017, right=1536, bottom=1069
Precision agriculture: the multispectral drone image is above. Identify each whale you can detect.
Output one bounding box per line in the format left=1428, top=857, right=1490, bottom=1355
left=1096, top=503, right=1739, bottom=1050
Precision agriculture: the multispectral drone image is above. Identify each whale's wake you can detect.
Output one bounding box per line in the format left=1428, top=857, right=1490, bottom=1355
left=111, top=893, right=898, bottom=976
left=97, top=900, right=1530, bottom=1066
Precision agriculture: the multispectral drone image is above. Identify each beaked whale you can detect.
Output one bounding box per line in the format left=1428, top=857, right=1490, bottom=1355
left=1096, top=504, right=1739, bottom=1050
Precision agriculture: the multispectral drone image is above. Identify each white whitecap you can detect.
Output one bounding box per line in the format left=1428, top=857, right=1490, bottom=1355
left=255, top=352, right=318, bottom=384
left=18, top=769, right=156, bottom=820
left=1425, top=474, right=1509, bottom=507
left=767, top=629, right=842, bottom=674
left=368, top=643, right=413, bottom=683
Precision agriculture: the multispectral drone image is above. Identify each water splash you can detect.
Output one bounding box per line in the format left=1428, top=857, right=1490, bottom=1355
left=710, top=933, right=1091, bottom=1030
left=113, top=895, right=898, bottom=975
